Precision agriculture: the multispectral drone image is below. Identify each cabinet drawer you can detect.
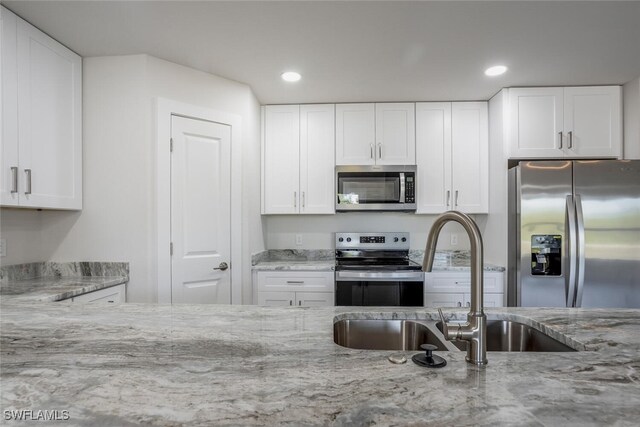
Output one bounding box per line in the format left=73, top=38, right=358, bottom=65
left=424, top=272, right=504, bottom=293
left=71, top=284, right=126, bottom=303
left=256, top=271, right=334, bottom=292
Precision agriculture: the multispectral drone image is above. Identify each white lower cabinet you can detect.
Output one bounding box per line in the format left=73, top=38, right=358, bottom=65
left=424, top=272, right=504, bottom=308
left=70, top=284, right=126, bottom=303
left=255, top=271, right=334, bottom=307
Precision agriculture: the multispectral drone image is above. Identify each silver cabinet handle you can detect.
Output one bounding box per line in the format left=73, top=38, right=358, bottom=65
left=213, top=262, right=229, bottom=271
left=24, top=169, right=32, bottom=195
left=286, top=280, right=304, bottom=284
left=378, top=143, right=382, bottom=159
left=466, top=302, right=470, bottom=307
left=294, top=191, right=297, bottom=208
left=446, top=190, right=450, bottom=207
left=457, top=301, right=462, bottom=307
left=10, top=167, right=18, bottom=193
left=568, top=131, right=573, bottom=149
left=302, top=192, right=305, bottom=208
left=370, top=144, right=374, bottom=159
left=558, top=131, right=563, bottom=149
left=298, top=300, right=301, bottom=306
left=454, top=190, right=459, bottom=208
left=289, top=300, right=293, bottom=306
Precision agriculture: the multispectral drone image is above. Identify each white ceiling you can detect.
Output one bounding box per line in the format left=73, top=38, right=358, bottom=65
left=5, top=1, right=640, bottom=104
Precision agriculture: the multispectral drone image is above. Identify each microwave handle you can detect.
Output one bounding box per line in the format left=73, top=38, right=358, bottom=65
left=399, top=173, right=405, bottom=203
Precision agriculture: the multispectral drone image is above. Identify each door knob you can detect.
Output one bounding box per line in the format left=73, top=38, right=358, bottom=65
left=213, top=262, right=229, bottom=271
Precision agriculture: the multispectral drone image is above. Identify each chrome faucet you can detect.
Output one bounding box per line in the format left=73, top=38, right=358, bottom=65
left=423, top=211, right=487, bottom=366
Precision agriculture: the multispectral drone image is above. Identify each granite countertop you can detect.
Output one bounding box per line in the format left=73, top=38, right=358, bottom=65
left=1, top=300, right=639, bottom=426
left=0, top=276, right=128, bottom=303
left=0, top=262, right=129, bottom=303
left=251, top=249, right=505, bottom=272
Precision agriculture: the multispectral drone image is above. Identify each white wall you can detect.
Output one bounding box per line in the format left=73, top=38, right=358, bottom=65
left=623, top=76, right=640, bottom=159
left=1, top=54, right=263, bottom=303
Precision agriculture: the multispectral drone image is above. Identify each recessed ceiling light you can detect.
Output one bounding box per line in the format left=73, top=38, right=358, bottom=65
left=281, top=71, right=301, bottom=82
left=485, top=65, right=508, bottom=77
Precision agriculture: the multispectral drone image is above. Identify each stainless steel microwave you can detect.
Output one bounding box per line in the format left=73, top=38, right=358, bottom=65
left=336, top=165, right=416, bottom=211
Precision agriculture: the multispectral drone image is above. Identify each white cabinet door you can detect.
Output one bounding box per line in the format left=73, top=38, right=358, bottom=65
left=509, top=88, right=564, bottom=158
left=258, top=291, right=296, bottom=307
left=415, top=102, right=452, bottom=213
left=564, top=86, right=621, bottom=158
left=424, top=293, right=464, bottom=308
left=16, top=17, right=82, bottom=209
left=296, top=292, right=334, bottom=307
left=375, top=103, right=415, bottom=165
left=451, top=102, right=488, bottom=213
left=263, top=105, right=300, bottom=214
left=1, top=7, right=19, bottom=206
left=300, top=104, right=335, bottom=214
left=335, top=103, right=375, bottom=165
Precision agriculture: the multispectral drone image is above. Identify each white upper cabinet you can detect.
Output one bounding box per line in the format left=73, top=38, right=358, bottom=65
left=336, top=103, right=415, bottom=165
left=262, top=104, right=335, bottom=215
left=299, top=104, right=335, bottom=214
left=335, top=103, right=375, bottom=165
left=263, top=105, right=300, bottom=214
left=375, top=103, right=416, bottom=165
left=1, top=7, right=19, bottom=206
left=415, top=102, right=451, bottom=213
left=451, top=102, right=488, bottom=213
left=508, top=87, right=564, bottom=158
left=508, top=86, right=621, bottom=159
left=1, top=7, right=82, bottom=210
left=563, top=86, right=621, bottom=158
left=416, top=102, right=488, bottom=214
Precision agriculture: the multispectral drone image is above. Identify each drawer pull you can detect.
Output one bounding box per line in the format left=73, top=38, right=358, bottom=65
left=286, top=280, right=305, bottom=284
left=10, top=167, right=18, bottom=193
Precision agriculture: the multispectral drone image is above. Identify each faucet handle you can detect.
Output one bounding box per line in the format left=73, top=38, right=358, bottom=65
left=437, top=308, right=449, bottom=339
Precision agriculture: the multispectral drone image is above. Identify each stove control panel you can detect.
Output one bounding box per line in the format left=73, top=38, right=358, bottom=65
left=360, top=236, right=385, bottom=244
left=335, top=232, right=410, bottom=250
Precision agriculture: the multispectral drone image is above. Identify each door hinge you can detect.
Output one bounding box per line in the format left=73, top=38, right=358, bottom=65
left=170, top=138, right=173, bottom=152
left=170, top=242, right=173, bottom=256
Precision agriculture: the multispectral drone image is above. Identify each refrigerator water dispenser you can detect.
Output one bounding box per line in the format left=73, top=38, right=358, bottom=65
left=531, top=235, right=561, bottom=276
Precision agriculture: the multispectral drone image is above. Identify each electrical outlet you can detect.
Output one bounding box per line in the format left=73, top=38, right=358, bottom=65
left=0, top=239, right=6, bottom=257
left=295, top=234, right=303, bottom=246
left=450, top=234, right=458, bottom=246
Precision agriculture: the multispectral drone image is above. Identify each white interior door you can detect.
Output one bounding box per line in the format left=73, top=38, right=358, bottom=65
left=171, top=116, right=231, bottom=304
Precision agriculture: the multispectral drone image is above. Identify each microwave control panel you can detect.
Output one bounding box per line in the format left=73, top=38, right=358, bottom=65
left=405, top=175, right=415, bottom=203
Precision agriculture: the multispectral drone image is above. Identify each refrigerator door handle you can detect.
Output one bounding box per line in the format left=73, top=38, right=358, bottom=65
left=566, top=195, right=578, bottom=307
left=574, top=194, right=586, bottom=307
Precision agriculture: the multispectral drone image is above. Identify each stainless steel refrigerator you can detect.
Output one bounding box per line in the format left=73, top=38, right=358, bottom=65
left=508, top=160, right=640, bottom=308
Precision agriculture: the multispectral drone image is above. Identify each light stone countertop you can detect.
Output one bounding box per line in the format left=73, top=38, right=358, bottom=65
left=0, top=276, right=128, bottom=303
left=1, top=296, right=639, bottom=426
left=251, top=249, right=506, bottom=272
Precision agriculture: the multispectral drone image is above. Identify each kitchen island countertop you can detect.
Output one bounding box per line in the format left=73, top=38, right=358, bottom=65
left=1, top=296, right=639, bottom=426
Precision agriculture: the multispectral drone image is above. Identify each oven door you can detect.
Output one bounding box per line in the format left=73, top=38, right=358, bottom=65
left=336, top=166, right=416, bottom=211
left=335, top=271, right=424, bottom=306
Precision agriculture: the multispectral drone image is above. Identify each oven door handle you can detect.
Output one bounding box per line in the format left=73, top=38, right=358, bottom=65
left=335, top=271, right=424, bottom=281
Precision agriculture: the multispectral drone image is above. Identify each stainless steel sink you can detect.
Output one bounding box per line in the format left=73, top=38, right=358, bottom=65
left=333, top=319, right=449, bottom=351
left=437, top=320, right=577, bottom=352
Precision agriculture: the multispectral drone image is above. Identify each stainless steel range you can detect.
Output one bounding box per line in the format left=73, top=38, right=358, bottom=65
left=335, top=232, right=424, bottom=306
